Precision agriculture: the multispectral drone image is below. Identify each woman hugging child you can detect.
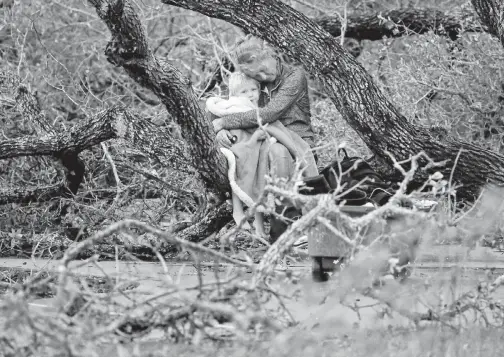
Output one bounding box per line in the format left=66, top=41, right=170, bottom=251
left=206, top=72, right=317, bottom=236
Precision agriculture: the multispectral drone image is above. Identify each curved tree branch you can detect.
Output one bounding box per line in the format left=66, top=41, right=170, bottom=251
left=87, top=0, right=229, bottom=195
left=0, top=108, right=188, bottom=168
left=162, top=0, right=504, bottom=200
left=0, top=109, right=122, bottom=159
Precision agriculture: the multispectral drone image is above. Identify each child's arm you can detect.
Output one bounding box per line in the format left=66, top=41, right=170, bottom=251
left=208, top=96, right=257, bottom=117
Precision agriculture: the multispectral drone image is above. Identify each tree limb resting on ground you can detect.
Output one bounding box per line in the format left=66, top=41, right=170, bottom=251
left=0, top=108, right=123, bottom=160
left=0, top=107, right=191, bottom=204
left=86, top=0, right=234, bottom=243
left=1, top=72, right=86, bottom=196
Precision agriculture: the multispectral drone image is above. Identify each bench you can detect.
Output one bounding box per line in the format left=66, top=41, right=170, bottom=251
left=308, top=201, right=436, bottom=282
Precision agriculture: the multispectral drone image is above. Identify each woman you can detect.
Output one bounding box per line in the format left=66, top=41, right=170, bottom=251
left=213, top=36, right=317, bottom=241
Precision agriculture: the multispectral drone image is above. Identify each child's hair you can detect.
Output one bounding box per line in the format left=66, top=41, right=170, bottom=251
left=228, top=72, right=260, bottom=97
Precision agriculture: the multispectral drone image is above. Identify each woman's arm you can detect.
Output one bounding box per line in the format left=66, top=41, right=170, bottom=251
left=217, top=67, right=307, bottom=130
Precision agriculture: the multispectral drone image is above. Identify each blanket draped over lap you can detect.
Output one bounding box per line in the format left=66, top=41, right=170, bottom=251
left=207, top=96, right=318, bottom=203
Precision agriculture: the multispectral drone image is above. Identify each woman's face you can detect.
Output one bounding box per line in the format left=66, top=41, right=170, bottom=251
left=239, top=55, right=278, bottom=83
left=236, top=81, right=260, bottom=105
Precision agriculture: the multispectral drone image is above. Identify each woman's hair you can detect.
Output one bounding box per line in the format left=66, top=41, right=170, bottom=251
left=228, top=72, right=260, bottom=96
left=232, top=35, right=276, bottom=66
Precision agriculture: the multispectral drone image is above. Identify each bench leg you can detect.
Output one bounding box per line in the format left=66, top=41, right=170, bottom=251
left=311, top=256, right=344, bottom=282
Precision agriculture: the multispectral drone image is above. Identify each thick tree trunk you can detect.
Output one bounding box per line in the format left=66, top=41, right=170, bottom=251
left=87, top=0, right=229, bottom=195
left=161, top=0, right=504, bottom=200
left=316, top=6, right=485, bottom=41
left=85, top=0, right=234, bottom=243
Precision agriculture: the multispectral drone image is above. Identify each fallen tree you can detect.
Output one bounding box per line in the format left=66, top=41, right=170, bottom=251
left=0, top=105, right=190, bottom=203
left=75, top=0, right=504, bottom=245
left=88, top=0, right=229, bottom=195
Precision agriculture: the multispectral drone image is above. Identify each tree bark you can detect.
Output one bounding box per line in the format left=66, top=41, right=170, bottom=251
left=174, top=202, right=233, bottom=242
left=6, top=77, right=86, bottom=196
left=0, top=108, right=188, bottom=167
left=471, top=0, right=504, bottom=46
left=162, top=0, right=504, bottom=200
left=0, top=109, right=121, bottom=159
left=316, top=6, right=486, bottom=41
left=87, top=0, right=229, bottom=195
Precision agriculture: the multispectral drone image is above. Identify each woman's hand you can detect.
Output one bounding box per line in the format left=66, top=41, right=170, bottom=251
left=215, top=129, right=233, bottom=149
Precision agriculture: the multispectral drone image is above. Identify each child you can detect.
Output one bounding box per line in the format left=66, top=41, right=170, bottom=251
left=206, top=72, right=317, bottom=236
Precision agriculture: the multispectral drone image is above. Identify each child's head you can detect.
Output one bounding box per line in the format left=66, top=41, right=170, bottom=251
left=228, top=72, right=260, bottom=105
